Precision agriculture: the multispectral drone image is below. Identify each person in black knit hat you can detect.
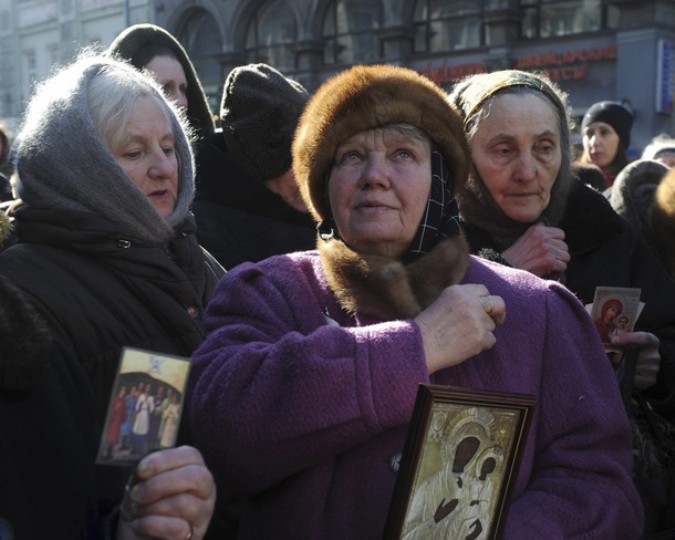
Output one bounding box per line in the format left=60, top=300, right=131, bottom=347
left=577, top=100, right=634, bottom=189
left=192, top=63, right=316, bottom=270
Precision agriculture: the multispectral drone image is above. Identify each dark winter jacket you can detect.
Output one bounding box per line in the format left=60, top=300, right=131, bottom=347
left=0, top=276, right=99, bottom=539
left=193, top=131, right=316, bottom=270
left=462, top=179, right=675, bottom=420
left=0, top=207, right=223, bottom=537
left=0, top=206, right=222, bottom=419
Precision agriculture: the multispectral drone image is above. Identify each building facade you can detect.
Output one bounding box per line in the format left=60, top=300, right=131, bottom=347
left=1, top=0, right=674, bottom=153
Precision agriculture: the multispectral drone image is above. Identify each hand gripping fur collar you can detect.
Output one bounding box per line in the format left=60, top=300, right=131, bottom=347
left=292, top=64, right=469, bottom=224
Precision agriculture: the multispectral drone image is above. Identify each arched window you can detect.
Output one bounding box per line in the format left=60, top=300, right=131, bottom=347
left=245, top=0, right=297, bottom=72
left=413, top=0, right=482, bottom=53
left=177, top=10, right=223, bottom=113
left=323, top=0, right=381, bottom=65
left=521, top=0, right=618, bottom=39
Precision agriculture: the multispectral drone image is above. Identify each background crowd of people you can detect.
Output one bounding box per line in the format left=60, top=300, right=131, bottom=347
left=1, top=21, right=674, bottom=540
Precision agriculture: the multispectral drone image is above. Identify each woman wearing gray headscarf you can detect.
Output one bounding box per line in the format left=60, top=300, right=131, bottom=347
left=0, top=51, right=222, bottom=539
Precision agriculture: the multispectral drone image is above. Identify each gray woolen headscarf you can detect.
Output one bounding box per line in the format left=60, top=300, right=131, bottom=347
left=13, top=52, right=195, bottom=243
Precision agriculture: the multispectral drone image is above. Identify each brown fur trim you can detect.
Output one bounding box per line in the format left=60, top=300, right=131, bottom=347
left=650, top=167, right=675, bottom=277
left=293, top=64, right=469, bottom=223
left=0, top=209, right=12, bottom=246
left=319, top=235, right=470, bottom=320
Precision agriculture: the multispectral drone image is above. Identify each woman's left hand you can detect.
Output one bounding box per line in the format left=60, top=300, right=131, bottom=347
left=610, top=331, right=661, bottom=390
left=117, top=445, right=216, bottom=540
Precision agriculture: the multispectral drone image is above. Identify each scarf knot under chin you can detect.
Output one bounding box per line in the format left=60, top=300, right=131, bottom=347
left=458, top=166, right=574, bottom=251
left=318, top=234, right=470, bottom=320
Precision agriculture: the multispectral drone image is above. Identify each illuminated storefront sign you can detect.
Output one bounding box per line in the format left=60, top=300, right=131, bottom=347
left=418, top=45, right=616, bottom=86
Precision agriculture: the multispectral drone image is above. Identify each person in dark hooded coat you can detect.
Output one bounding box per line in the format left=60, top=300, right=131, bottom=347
left=192, top=63, right=316, bottom=270
left=107, top=23, right=215, bottom=142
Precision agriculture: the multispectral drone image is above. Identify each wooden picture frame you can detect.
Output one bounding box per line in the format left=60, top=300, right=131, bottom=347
left=384, top=384, right=536, bottom=539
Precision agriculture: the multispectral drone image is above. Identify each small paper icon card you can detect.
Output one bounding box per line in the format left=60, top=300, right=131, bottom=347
left=96, top=347, right=191, bottom=467
left=589, top=286, right=643, bottom=349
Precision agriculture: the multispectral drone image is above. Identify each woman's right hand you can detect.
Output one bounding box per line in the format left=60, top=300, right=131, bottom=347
left=502, top=223, right=569, bottom=277
left=415, top=284, right=505, bottom=374
left=117, top=446, right=216, bottom=540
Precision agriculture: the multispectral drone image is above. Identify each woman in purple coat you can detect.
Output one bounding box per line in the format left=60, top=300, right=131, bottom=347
left=188, top=65, right=643, bottom=539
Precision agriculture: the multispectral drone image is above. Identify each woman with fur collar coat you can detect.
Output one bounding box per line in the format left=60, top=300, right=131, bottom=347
left=188, top=65, right=642, bottom=539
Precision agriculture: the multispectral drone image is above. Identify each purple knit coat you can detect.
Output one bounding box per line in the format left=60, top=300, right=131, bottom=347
left=188, top=251, right=643, bottom=539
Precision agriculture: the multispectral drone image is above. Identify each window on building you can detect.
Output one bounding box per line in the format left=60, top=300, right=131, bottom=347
left=0, top=9, right=9, bottom=31
left=413, top=0, right=483, bottom=53
left=178, top=9, right=223, bottom=113
left=521, top=0, right=619, bottom=39
left=245, top=0, right=297, bottom=72
left=323, top=0, right=381, bottom=65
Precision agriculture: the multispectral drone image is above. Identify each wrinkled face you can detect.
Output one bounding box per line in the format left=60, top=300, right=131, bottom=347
left=469, top=93, right=562, bottom=223
left=328, top=127, right=432, bottom=259
left=145, top=55, right=188, bottom=110
left=582, top=121, right=621, bottom=169
left=110, top=96, right=178, bottom=219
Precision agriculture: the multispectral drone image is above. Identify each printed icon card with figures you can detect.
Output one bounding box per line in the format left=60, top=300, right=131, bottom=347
left=384, top=384, right=536, bottom=540
left=96, top=347, right=191, bottom=467
left=589, top=287, right=643, bottom=350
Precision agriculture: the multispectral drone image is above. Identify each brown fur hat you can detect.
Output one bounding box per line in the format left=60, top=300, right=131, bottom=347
left=650, top=167, right=675, bottom=277
left=292, top=64, right=469, bottom=223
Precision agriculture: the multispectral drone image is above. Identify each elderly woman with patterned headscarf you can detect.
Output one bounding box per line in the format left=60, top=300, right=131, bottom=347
left=449, top=70, right=675, bottom=406
left=188, top=64, right=642, bottom=539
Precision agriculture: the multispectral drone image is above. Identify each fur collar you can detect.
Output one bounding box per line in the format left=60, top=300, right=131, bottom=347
left=319, top=234, right=469, bottom=320
left=0, top=210, right=11, bottom=246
